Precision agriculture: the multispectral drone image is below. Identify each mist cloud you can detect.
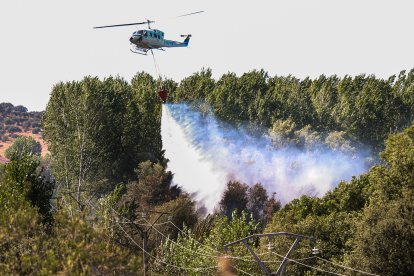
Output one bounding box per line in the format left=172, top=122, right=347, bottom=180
left=161, top=103, right=369, bottom=212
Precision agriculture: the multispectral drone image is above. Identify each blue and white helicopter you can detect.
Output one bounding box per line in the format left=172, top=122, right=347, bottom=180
left=94, top=11, right=203, bottom=55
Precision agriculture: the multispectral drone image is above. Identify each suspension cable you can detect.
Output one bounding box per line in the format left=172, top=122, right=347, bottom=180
left=316, top=257, right=379, bottom=276
left=87, top=201, right=217, bottom=272
left=151, top=49, right=162, bottom=83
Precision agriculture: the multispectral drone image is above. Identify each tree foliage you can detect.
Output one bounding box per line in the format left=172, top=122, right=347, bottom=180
left=2, top=68, right=414, bottom=275
left=43, top=74, right=164, bottom=209
left=174, top=68, right=414, bottom=152
left=262, top=124, right=414, bottom=275
left=5, top=136, right=42, bottom=160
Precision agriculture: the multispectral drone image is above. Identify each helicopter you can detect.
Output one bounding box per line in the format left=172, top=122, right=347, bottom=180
left=93, top=11, right=204, bottom=55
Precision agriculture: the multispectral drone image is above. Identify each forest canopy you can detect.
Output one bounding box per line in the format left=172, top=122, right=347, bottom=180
left=1, top=68, right=413, bottom=275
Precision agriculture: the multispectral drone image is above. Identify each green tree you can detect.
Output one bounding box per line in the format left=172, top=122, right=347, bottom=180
left=346, top=191, right=414, bottom=276
left=268, top=118, right=296, bottom=148
left=368, top=124, right=414, bottom=201
left=247, top=183, right=268, bottom=223
left=354, top=76, right=402, bottom=147
left=151, top=194, right=198, bottom=241
left=309, top=75, right=339, bottom=130
left=173, top=68, right=215, bottom=102
left=43, top=77, right=110, bottom=209
left=156, top=211, right=260, bottom=276
left=5, top=136, right=42, bottom=160
left=43, top=75, right=164, bottom=210
left=324, top=130, right=356, bottom=155
left=332, top=75, right=366, bottom=137
left=118, top=161, right=180, bottom=211
left=393, top=69, right=414, bottom=126
left=263, top=192, right=281, bottom=225
left=207, top=72, right=241, bottom=122
left=219, top=181, right=248, bottom=218
left=1, top=153, right=54, bottom=223
left=131, top=72, right=164, bottom=163
left=237, top=69, right=268, bottom=123
left=267, top=75, right=315, bottom=129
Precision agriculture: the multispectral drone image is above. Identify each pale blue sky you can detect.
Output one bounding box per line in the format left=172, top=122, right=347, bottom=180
left=1, top=0, right=413, bottom=111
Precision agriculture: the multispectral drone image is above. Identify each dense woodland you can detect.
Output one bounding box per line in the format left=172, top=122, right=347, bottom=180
left=0, top=69, right=413, bottom=275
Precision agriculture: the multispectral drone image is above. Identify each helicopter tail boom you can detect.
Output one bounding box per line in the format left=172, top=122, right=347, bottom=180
left=180, top=34, right=192, bottom=46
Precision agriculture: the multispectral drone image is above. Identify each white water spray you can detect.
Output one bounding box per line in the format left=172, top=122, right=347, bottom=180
left=161, top=104, right=369, bottom=212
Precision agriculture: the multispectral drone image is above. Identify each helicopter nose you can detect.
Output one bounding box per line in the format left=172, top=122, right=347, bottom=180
left=129, top=37, right=133, bottom=42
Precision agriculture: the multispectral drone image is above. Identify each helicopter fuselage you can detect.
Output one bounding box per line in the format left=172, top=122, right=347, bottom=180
left=129, top=29, right=190, bottom=50
left=94, top=11, right=202, bottom=55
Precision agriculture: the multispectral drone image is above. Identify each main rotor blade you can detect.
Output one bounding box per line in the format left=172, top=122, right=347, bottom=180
left=176, top=10, right=204, bottom=18
left=93, top=21, right=154, bottom=29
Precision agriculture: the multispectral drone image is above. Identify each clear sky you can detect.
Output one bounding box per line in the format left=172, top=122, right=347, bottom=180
left=1, top=0, right=413, bottom=111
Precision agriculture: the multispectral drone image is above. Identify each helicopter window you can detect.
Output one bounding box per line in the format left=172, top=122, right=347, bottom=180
left=150, top=33, right=153, bottom=37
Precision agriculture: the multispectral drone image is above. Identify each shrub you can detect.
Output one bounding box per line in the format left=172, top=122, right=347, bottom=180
left=22, top=121, right=31, bottom=128
left=14, top=105, right=28, bottom=113
left=7, top=126, right=21, bottom=133
left=0, top=102, right=14, bottom=114
left=4, top=118, right=14, bottom=125
left=31, top=121, right=41, bottom=128
left=5, top=136, right=42, bottom=159
left=32, top=128, right=41, bottom=134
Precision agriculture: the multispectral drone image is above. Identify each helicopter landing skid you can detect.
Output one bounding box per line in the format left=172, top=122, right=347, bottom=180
left=130, top=47, right=149, bottom=55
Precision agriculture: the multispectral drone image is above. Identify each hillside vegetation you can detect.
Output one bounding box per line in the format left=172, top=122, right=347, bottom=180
left=0, top=70, right=413, bottom=275
left=0, top=103, right=47, bottom=161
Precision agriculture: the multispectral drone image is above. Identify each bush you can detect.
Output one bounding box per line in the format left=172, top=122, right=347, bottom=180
left=32, top=128, right=41, bottom=134
left=22, top=121, right=31, bottom=128
left=31, top=121, right=41, bottom=128
left=31, top=112, right=43, bottom=120
left=5, top=136, right=42, bottom=159
left=0, top=102, right=14, bottom=114
left=14, top=105, right=28, bottom=113
left=4, top=118, right=14, bottom=125
left=7, top=126, right=21, bottom=133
